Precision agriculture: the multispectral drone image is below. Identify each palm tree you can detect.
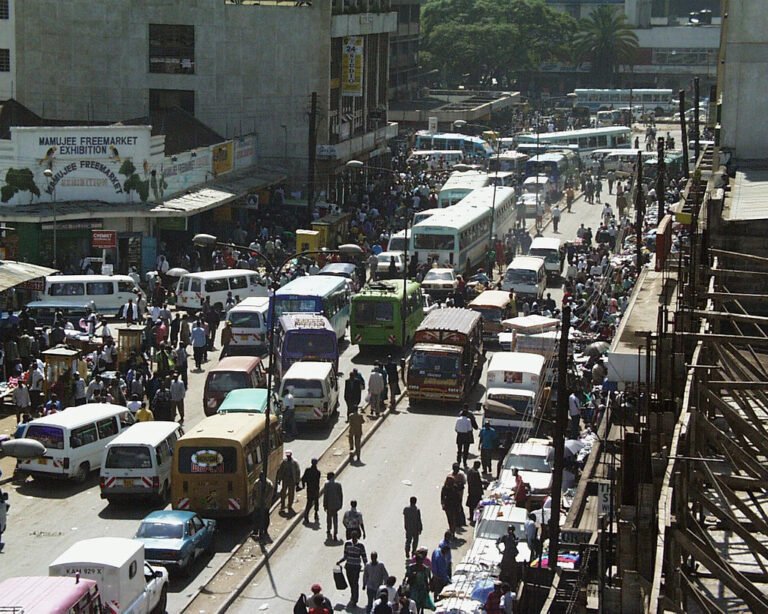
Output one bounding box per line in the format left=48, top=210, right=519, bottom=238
left=574, top=5, right=639, bottom=86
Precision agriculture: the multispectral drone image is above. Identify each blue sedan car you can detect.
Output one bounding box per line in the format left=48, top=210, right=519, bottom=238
left=135, top=510, right=216, bottom=575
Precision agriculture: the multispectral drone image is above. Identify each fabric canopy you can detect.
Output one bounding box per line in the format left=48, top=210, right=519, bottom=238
left=0, top=260, right=57, bottom=293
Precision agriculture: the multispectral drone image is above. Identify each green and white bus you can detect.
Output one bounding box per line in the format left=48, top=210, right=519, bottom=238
left=350, top=280, right=426, bottom=347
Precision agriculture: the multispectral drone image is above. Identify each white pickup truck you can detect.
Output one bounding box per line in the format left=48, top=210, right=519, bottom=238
left=49, top=537, right=169, bottom=614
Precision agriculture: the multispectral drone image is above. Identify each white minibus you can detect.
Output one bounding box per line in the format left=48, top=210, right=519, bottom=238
left=224, top=296, right=270, bottom=355
left=528, top=237, right=562, bottom=280
left=100, top=421, right=184, bottom=503
left=278, top=361, right=340, bottom=424
left=502, top=256, right=547, bottom=301
left=16, top=404, right=136, bottom=482
left=176, top=269, right=268, bottom=312
left=42, top=275, right=139, bottom=315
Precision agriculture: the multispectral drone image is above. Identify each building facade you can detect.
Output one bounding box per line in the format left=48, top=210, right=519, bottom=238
left=389, top=0, right=423, bottom=102
left=0, top=0, right=14, bottom=101
left=9, top=0, right=398, bottom=198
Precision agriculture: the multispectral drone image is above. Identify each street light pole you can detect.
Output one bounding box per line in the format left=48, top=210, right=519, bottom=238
left=43, top=168, right=57, bottom=266
left=453, top=120, right=501, bottom=278
left=192, top=234, right=363, bottom=508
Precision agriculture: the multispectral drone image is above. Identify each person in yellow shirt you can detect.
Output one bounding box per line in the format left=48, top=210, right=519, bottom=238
left=135, top=403, right=154, bottom=422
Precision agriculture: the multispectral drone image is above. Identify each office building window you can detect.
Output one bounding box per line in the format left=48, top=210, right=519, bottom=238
left=149, top=24, right=195, bottom=74
left=0, top=49, right=9, bottom=72
left=0, top=1, right=9, bottom=20
left=149, top=89, right=195, bottom=115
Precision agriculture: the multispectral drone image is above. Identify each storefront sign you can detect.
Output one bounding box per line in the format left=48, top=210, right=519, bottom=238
left=316, top=145, right=339, bottom=160
left=213, top=142, right=234, bottom=176
left=342, top=37, right=364, bottom=97
left=41, top=220, right=103, bottom=231
left=92, top=230, right=117, bottom=249
left=7, top=126, right=154, bottom=205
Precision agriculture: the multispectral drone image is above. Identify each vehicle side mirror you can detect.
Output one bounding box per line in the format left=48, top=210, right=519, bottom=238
left=337, top=372, right=344, bottom=379
left=154, top=570, right=163, bottom=578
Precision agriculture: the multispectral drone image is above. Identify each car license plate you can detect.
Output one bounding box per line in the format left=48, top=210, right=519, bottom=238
left=38, top=458, right=47, bottom=465
left=123, top=479, right=134, bottom=487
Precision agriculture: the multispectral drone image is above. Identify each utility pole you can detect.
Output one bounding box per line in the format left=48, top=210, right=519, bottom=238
left=678, top=89, right=689, bottom=180
left=548, top=303, right=571, bottom=570
left=693, top=77, right=701, bottom=163
left=307, top=91, right=318, bottom=226
left=656, top=137, right=666, bottom=227
left=634, top=151, right=644, bottom=270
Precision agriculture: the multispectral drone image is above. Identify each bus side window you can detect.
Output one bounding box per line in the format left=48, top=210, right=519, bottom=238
left=190, top=279, right=201, bottom=293
left=245, top=449, right=256, bottom=473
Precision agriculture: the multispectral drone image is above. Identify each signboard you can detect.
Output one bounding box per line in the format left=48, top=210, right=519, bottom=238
left=342, top=36, right=364, bottom=97
left=559, top=528, right=593, bottom=545
left=594, top=479, right=612, bottom=517
left=19, top=278, right=45, bottom=291
left=8, top=126, right=153, bottom=205
left=316, top=145, right=339, bottom=160
left=92, top=230, right=117, bottom=249
left=212, top=142, right=234, bottom=176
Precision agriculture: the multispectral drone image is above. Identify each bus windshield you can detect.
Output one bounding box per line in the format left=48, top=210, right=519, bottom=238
left=284, top=332, right=336, bottom=356
left=274, top=297, right=320, bottom=317
left=177, top=446, right=238, bottom=474
left=410, top=350, right=460, bottom=377
left=414, top=234, right=455, bottom=251
left=505, top=269, right=538, bottom=284
left=354, top=301, right=394, bottom=324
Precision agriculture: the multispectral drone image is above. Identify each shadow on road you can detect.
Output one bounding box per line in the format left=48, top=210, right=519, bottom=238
left=14, top=473, right=99, bottom=499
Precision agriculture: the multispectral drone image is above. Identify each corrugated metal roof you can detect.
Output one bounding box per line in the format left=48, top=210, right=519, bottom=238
left=0, top=260, right=57, bottom=292
left=417, top=307, right=481, bottom=335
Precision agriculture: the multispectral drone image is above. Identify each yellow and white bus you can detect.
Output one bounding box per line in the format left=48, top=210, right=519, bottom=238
left=171, top=412, right=282, bottom=518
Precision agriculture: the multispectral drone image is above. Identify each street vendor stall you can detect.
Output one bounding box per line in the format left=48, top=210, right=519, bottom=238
left=42, top=346, right=87, bottom=406
left=112, top=323, right=145, bottom=370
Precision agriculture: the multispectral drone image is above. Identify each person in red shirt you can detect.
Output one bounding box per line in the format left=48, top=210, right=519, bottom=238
left=484, top=581, right=504, bottom=613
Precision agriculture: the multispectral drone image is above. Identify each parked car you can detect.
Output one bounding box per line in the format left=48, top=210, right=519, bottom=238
left=135, top=510, right=216, bottom=576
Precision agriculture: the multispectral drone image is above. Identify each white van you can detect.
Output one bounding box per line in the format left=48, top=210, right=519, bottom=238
left=528, top=237, right=562, bottom=280
left=42, top=275, right=139, bottom=315
left=176, top=269, right=268, bottom=312
left=17, top=404, right=135, bottom=482
left=100, top=421, right=184, bottom=504
left=387, top=229, right=409, bottom=253
left=49, top=538, right=169, bottom=614
left=501, top=256, right=547, bottom=301
left=278, top=361, right=339, bottom=424
left=484, top=351, right=546, bottom=437
left=224, top=296, right=270, bottom=355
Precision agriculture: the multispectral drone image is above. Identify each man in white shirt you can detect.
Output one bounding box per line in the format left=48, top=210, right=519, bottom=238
left=454, top=406, right=478, bottom=466
left=27, top=363, right=45, bottom=412
left=127, top=393, right=142, bottom=415
left=568, top=392, right=581, bottom=438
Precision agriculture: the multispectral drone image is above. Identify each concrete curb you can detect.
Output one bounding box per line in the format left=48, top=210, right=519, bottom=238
left=180, top=389, right=407, bottom=614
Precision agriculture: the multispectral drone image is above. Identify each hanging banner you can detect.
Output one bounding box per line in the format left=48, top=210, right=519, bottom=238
left=342, top=37, right=364, bottom=97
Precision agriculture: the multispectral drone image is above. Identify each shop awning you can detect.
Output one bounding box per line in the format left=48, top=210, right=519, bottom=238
left=0, top=166, right=287, bottom=223
left=0, top=260, right=57, bottom=292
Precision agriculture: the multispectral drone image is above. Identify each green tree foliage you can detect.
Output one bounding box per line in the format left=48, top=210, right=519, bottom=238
left=573, top=5, right=638, bottom=86
left=1, top=168, right=41, bottom=203
left=421, top=0, right=576, bottom=87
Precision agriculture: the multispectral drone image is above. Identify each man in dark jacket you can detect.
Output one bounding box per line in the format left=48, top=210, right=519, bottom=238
left=466, top=461, right=485, bottom=526
left=301, top=458, right=321, bottom=525
left=344, top=369, right=365, bottom=421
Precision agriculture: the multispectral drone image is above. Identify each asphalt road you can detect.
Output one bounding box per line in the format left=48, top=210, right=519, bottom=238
left=0, top=155, right=621, bottom=613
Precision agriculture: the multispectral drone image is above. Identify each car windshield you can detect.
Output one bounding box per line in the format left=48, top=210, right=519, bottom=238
left=471, top=306, right=503, bottom=322
left=105, top=446, right=152, bottom=469
left=25, top=425, right=65, bottom=450
left=410, top=351, right=460, bottom=377
left=136, top=521, right=184, bottom=539
left=503, top=454, right=551, bottom=473
left=228, top=312, right=260, bottom=328
left=283, top=378, right=324, bottom=399
left=487, top=393, right=531, bottom=413
left=529, top=248, right=559, bottom=264
left=207, top=372, right=250, bottom=392
left=475, top=519, right=525, bottom=540
left=505, top=268, right=537, bottom=284
left=354, top=300, right=394, bottom=324
left=424, top=271, right=454, bottom=282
